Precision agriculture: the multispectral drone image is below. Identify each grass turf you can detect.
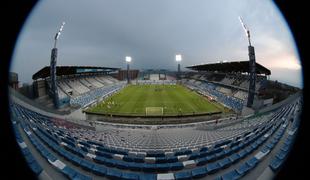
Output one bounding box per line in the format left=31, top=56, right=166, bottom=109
left=86, top=84, right=225, bottom=116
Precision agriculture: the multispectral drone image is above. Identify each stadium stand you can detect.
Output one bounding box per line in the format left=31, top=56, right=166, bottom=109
left=70, top=83, right=125, bottom=107
left=184, top=80, right=244, bottom=112
left=10, top=91, right=302, bottom=179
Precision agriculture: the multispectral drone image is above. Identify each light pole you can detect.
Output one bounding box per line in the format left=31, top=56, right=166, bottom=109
left=50, top=22, right=65, bottom=108
left=176, top=54, right=182, bottom=80
left=125, top=56, right=132, bottom=84
left=239, top=16, right=256, bottom=108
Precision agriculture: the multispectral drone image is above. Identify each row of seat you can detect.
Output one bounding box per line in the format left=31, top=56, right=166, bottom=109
left=23, top=109, right=285, bottom=177
left=10, top=96, right=301, bottom=179
left=269, top=112, right=300, bottom=172
left=19, top=120, right=93, bottom=180
left=70, top=83, right=125, bottom=107
left=184, top=81, right=244, bottom=111
left=12, top=120, right=43, bottom=176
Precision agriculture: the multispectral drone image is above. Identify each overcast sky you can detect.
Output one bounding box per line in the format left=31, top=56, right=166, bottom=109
left=11, top=0, right=302, bottom=88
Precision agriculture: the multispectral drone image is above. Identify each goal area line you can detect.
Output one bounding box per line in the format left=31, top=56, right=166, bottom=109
left=145, top=107, right=163, bottom=116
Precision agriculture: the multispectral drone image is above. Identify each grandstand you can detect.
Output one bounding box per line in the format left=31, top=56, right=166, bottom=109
left=185, top=61, right=278, bottom=113
left=9, top=61, right=303, bottom=180
left=9, top=88, right=302, bottom=180
left=32, top=66, right=124, bottom=109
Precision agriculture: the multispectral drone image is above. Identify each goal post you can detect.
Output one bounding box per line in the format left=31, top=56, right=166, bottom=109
left=145, top=107, right=163, bottom=116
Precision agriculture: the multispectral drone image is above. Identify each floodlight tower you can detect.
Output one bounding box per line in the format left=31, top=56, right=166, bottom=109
left=125, top=56, right=132, bottom=84
left=176, top=54, right=182, bottom=80
left=50, top=22, right=65, bottom=108
left=239, top=17, right=256, bottom=108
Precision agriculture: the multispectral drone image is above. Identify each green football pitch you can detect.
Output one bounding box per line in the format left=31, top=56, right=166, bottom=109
left=86, top=84, right=226, bottom=116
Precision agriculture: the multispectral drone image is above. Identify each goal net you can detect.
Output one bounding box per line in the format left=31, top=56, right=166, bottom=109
left=145, top=107, right=163, bottom=116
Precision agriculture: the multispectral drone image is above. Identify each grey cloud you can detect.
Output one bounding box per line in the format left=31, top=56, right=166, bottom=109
left=11, top=0, right=302, bottom=88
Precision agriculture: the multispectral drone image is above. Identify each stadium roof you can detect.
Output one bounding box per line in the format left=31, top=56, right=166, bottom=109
left=186, top=61, right=271, bottom=75
left=32, top=66, right=120, bottom=80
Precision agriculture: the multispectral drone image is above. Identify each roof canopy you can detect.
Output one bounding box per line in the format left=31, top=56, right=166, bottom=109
left=186, top=61, right=271, bottom=75
left=32, top=66, right=120, bottom=80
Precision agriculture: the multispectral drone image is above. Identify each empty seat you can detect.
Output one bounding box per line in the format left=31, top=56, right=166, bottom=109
left=174, top=171, right=192, bottom=180
left=206, top=162, right=220, bottom=174
left=221, top=169, right=241, bottom=180
left=106, top=168, right=122, bottom=179
left=229, top=153, right=240, bottom=164
left=91, top=165, right=107, bottom=176
left=191, top=167, right=208, bottom=178
left=218, top=157, right=232, bottom=169
left=236, top=163, right=251, bottom=177
left=121, top=172, right=140, bottom=180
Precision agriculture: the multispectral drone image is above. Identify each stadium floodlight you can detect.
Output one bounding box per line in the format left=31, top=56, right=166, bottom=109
left=125, top=56, right=132, bottom=84
left=176, top=54, right=182, bottom=80
left=126, top=56, right=132, bottom=63
left=176, top=54, right=182, bottom=62
left=238, top=16, right=251, bottom=46
left=54, top=22, right=65, bottom=48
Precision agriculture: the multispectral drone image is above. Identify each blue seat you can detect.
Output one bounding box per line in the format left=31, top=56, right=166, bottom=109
left=106, top=168, right=122, bottom=179
left=93, top=156, right=105, bottom=164
left=79, top=159, right=94, bottom=171
left=133, top=156, right=144, bottom=163
left=215, top=151, right=226, bottom=160
left=224, top=148, right=233, bottom=156
left=91, top=165, right=107, bottom=176
left=218, top=157, right=232, bottom=169
left=155, top=157, right=167, bottom=163
left=191, top=167, right=208, bottom=178
left=206, top=154, right=216, bottom=162
left=29, top=161, right=43, bottom=175
left=139, top=173, right=157, bottom=180
left=104, top=158, right=116, bottom=167
left=251, top=142, right=259, bottom=150
left=123, top=156, right=134, bottom=162
left=196, top=157, right=208, bottom=166
left=127, top=162, right=142, bottom=171
left=174, top=171, right=192, bottom=180
left=238, top=149, right=247, bottom=159
left=188, top=152, right=200, bottom=160
left=142, top=163, right=157, bottom=172
left=95, top=151, right=112, bottom=159
left=121, top=172, right=139, bottom=180
left=245, top=146, right=254, bottom=154
left=147, top=151, right=165, bottom=157
left=229, top=153, right=240, bottom=164
left=24, top=153, right=35, bottom=164
left=167, top=156, right=179, bottom=163
left=246, top=157, right=258, bottom=169
left=211, top=147, right=223, bottom=155
left=206, top=162, right=220, bottom=174
left=175, top=149, right=192, bottom=156
left=266, top=142, right=275, bottom=150
left=199, top=151, right=208, bottom=158
left=62, top=166, right=77, bottom=179
left=156, top=163, right=170, bottom=172
left=281, top=144, right=290, bottom=152
left=221, top=169, right=241, bottom=180
left=170, top=162, right=184, bottom=171
left=276, top=150, right=288, bottom=160
left=236, top=163, right=251, bottom=177
left=200, top=147, right=208, bottom=152
left=115, top=160, right=129, bottom=169
left=231, top=145, right=240, bottom=153
left=73, top=172, right=92, bottom=180
left=238, top=142, right=245, bottom=149
left=269, top=156, right=283, bottom=171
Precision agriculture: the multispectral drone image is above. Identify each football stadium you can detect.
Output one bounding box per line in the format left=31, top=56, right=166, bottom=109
left=9, top=61, right=303, bottom=180
left=7, top=1, right=304, bottom=180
